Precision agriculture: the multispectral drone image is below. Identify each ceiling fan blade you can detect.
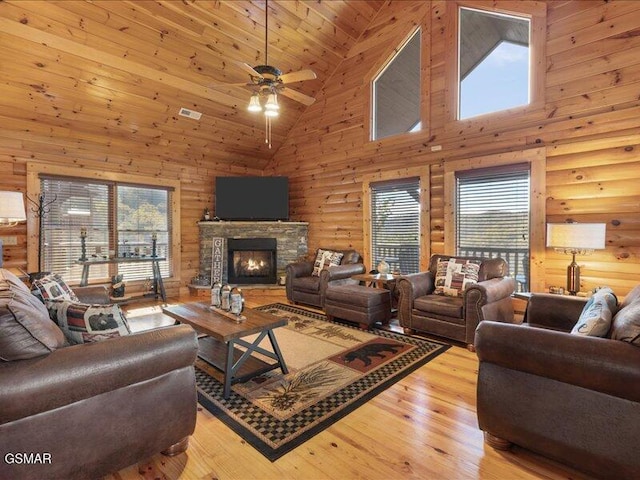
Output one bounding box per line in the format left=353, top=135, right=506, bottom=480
left=279, top=69, right=317, bottom=84
left=280, top=88, right=316, bottom=106
left=208, top=82, right=251, bottom=89
left=236, top=61, right=263, bottom=79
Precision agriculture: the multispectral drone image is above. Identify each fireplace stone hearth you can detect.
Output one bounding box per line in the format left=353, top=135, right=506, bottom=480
left=198, top=221, right=308, bottom=285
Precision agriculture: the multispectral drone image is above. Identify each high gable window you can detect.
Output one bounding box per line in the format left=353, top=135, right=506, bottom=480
left=372, top=29, right=421, bottom=140
left=458, top=7, right=530, bottom=119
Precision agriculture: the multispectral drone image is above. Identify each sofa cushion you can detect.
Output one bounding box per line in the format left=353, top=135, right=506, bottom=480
left=434, top=258, right=481, bottom=297
left=571, top=287, right=617, bottom=337
left=0, top=269, right=66, bottom=361
left=311, top=249, right=344, bottom=277
left=46, top=299, right=131, bottom=344
left=610, top=300, right=640, bottom=346
left=31, top=273, right=79, bottom=303
left=414, top=294, right=464, bottom=318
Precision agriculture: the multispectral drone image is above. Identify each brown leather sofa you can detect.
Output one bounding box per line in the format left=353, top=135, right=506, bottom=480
left=0, top=269, right=199, bottom=480
left=475, top=290, right=640, bottom=480
left=397, top=255, right=516, bottom=348
left=285, top=248, right=365, bottom=308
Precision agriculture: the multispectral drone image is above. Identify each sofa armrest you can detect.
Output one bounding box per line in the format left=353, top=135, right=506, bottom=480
left=320, top=263, right=366, bottom=282
left=397, top=272, right=434, bottom=323
left=0, top=324, right=198, bottom=425
left=285, top=260, right=314, bottom=279
left=74, top=285, right=110, bottom=304
left=468, top=276, right=516, bottom=304
left=525, top=293, right=587, bottom=331
left=475, top=321, right=640, bottom=403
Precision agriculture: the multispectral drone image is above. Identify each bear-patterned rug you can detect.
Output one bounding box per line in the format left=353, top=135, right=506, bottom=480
left=195, top=302, right=450, bottom=461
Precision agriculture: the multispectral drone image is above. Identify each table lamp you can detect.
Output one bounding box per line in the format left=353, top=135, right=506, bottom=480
left=0, top=191, right=28, bottom=267
left=546, top=222, right=606, bottom=295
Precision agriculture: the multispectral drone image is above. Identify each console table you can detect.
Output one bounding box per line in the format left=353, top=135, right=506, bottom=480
left=76, top=256, right=167, bottom=302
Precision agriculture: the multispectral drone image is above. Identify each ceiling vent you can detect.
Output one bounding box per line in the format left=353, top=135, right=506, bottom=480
left=178, top=107, right=202, bottom=120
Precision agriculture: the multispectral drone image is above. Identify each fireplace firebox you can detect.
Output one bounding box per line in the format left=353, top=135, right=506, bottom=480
left=227, top=238, right=277, bottom=285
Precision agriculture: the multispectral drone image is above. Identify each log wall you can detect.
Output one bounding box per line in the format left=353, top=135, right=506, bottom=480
left=269, top=0, right=640, bottom=297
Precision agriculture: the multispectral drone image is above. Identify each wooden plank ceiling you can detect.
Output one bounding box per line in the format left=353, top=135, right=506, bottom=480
left=0, top=0, right=384, bottom=170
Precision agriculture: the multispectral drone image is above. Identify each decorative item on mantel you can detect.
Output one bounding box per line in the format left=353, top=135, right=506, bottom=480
left=202, top=208, right=211, bottom=221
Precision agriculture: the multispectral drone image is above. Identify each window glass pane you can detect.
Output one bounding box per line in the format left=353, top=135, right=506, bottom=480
left=41, top=178, right=110, bottom=283
left=456, top=168, right=530, bottom=291
left=117, top=185, right=170, bottom=281
left=459, top=7, right=530, bottom=119
left=373, top=29, right=421, bottom=140
left=371, top=178, right=420, bottom=274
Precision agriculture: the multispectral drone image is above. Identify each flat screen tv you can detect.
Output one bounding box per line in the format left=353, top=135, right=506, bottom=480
left=215, top=176, right=289, bottom=221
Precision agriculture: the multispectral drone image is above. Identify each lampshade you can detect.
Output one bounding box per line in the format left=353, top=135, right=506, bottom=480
left=264, top=93, right=279, bottom=112
left=247, top=93, right=262, bottom=112
left=546, top=223, right=606, bottom=251
left=0, top=191, right=27, bottom=226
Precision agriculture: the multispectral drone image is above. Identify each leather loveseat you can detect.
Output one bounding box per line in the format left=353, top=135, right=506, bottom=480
left=285, top=248, right=365, bottom=308
left=0, top=268, right=199, bottom=480
left=475, top=288, right=640, bottom=480
left=397, top=255, right=516, bottom=348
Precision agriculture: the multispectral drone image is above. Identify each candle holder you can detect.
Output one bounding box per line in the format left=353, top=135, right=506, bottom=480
left=79, top=230, right=87, bottom=261
left=151, top=233, right=157, bottom=257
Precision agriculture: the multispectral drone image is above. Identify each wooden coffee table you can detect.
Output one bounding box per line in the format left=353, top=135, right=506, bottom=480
left=162, top=302, right=288, bottom=399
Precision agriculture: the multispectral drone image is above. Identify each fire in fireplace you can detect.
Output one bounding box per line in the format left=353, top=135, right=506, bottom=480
left=227, top=238, right=277, bottom=285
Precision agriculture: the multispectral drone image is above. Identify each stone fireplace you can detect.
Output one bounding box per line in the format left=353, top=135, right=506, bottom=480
left=198, top=221, right=308, bottom=285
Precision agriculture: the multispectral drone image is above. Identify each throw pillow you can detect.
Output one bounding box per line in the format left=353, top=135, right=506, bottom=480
left=0, top=270, right=66, bottom=361
left=46, top=299, right=131, bottom=345
left=434, top=258, right=481, bottom=297
left=610, top=301, right=640, bottom=346
left=31, top=273, right=79, bottom=303
left=312, top=249, right=344, bottom=276
left=571, top=287, right=618, bottom=337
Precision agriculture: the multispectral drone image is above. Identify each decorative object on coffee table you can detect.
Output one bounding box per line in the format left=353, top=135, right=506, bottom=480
left=111, top=274, right=125, bottom=298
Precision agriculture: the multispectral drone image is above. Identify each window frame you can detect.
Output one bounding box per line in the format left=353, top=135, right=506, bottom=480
left=443, top=148, right=546, bottom=293
left=26, top=162, right=181, bottom=285
left=364, top=13, right=430, bottom=144
left=362, top=167, right=431, bottom=273
left=444, top=0, right=546, bottom=126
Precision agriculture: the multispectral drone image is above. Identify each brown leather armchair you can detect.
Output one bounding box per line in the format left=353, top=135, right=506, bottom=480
left=397, top=255, right=516, bottom=348
left=475, top=291, right=640, bottom=480
left=285, top=248, right=365, bottom=308
left=0, top=268, right=199, bottom=480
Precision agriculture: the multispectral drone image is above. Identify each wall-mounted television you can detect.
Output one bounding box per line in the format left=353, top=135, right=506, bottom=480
left=215, top=176, right=289, bottom=221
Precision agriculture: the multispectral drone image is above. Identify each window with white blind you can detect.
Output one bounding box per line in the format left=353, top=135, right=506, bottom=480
left=40, top=175, right=172, bottom=284
left=455, top=165, right=530, bottom=291
left=370, top=178, right=420, bottom=274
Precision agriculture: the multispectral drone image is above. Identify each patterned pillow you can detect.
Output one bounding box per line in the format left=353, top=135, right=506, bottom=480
left=571, top=287, right=617, bottom=337
left=45, top=299, right=131, bottom=345
left=312, top=249, right=344, bottom=276
left=31, top=273, right=79, bottom=303
left=434, top=258, right=481, bottom=297
left=610, top=300, right=640, bottom=346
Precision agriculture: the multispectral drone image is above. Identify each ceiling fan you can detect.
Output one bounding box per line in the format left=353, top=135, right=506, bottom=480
left=210, top=0, right=317, bottom=147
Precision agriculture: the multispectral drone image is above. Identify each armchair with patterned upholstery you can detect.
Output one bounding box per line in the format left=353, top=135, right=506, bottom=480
left=397, top=254, right=516, bottom=349
left=285, top=248, right=366, bottom=309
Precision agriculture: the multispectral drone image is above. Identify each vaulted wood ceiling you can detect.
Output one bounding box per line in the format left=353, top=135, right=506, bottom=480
left=0, top=1, right=385, bottom=170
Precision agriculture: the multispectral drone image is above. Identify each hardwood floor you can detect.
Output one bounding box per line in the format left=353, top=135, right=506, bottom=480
left=107, top=291, right=594, bottom=480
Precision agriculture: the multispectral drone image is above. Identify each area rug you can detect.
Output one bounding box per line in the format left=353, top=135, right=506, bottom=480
left=195, top=303, right=450, bottom=461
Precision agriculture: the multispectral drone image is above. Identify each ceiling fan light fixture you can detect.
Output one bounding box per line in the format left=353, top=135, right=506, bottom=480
left=264, top=108, right=279, bottom=118
left=247, top=93, right=262, bottom=112
left=264, top=93, right=279, bottom=111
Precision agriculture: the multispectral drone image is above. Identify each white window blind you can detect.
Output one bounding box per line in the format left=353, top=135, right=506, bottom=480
left=40, top=176, right=171, bottom=284
left=456, top=166, right=530, bottom=291
left=371, top=177, right=420, bottom=274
